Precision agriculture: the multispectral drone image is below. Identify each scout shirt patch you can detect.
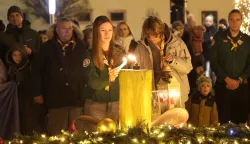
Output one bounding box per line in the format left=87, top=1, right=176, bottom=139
left=83, top=59, right=90, bottom=67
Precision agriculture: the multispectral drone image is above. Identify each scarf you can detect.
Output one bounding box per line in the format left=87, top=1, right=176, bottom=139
left=57, top=36, right=76, bottom=52
left=57, top=36, right=76, bottom=73
left=117, top=35, right=133, bottom=53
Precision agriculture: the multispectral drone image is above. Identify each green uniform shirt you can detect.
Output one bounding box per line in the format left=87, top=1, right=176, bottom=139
left=211, top=29, right=250, bottom=81
left=83, top=51, right=119, bottom=102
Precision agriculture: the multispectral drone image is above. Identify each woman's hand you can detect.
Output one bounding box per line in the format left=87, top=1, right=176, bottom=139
left=109, top=67, right=120, bottom=82
left=163, top=53, right=173, bottom=63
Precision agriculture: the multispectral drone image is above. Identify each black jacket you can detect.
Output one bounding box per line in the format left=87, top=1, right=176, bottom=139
left=5, top=20, right=41, bottom=57
left=202, top=25, right=217, bottom=61
left=211, top=28, right=250, bottom=81
left=32, top=24, right=87, bottom=109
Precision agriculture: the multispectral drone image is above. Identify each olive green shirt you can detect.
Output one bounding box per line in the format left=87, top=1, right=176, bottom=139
left=83, top=52, right=119, bottom=102
left=211, top=29, right=250, bottom=81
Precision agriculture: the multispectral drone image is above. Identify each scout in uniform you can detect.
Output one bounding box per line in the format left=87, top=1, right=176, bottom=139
left=211, top=9, right=250, bottom=124
left=82, top=16, right=125, bottom=132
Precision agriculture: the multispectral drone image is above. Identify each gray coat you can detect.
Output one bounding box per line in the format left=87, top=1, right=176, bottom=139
left=134, top=36, right=192, bottom=103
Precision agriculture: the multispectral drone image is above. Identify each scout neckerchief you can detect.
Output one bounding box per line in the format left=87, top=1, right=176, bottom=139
left=57, top=36, right=76, bottom=53
left=103, top=50, right=114, bottom=91
left=161, top=40, right=173, bottom=84
left=226, top=32, right=243, bottom=51
left=159, top=40, right=165, bottom=57
left=57, top=36, right=76, bottom=73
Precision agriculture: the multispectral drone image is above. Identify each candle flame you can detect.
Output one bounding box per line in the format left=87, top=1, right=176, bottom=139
left=128, top=54, right=136, bottom=62
left=169, top=89, right=180, bottom=97
left=123, top=57, right=127, bottom=62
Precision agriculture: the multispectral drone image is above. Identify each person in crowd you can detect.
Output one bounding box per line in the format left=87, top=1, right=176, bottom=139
left=6, top=44, right=46, bottom=135
left=38, top=30, right=48, bottom=44
left=115, top=21, right=138, bottom=54
left=82, top=25, right=93, bottom=50
left=0, top=20, right=7, bottom=64
left=5, top=5, right=41, bottom=60
left=188, top=25, right=206, bottom=93
left=134, top=16, right=166, bottom=90
left=82, top=16, right=125, bottom=131
left=0, top=20, right=5, bottom=32
left=202, top=14, right=217, bottom=77
left=172, top=20, right=193, bottom=55
left=211, top=9, right=250, bottom=124
left=163, top=23, right=193, bottom=107
left=135, top=16, right=192, bottom=108
left=218, top=18, right=228, bottom=32
left=0, top=59, right=7, bottom=85
left=32, top=17, right=86, bottom=135
left=172, top=21, right=184, bottom=38
left=185, top=14, right=196, bottom=31
left=189, top=25, right=206, bottom=55
left=182, top=14, right=196, bottom=46
left=0, top=54, right=19, bottom=140
left=185, top=76, right=218, bottom=127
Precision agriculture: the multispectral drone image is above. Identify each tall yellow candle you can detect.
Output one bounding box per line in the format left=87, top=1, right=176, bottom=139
left=119, top=69, right=152, bottom=130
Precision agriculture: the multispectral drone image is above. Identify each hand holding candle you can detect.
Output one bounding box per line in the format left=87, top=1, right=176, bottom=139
left=109, top=57, right=127, bottom=82
left=109, top=67, right=120, bottom=82
left=163, top=53, right=173, bottom=63
left=119, top=57, right=127, bottom=69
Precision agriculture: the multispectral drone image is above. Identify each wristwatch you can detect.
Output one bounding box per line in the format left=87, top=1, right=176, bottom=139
left=237, top=78, right=243, bottom=84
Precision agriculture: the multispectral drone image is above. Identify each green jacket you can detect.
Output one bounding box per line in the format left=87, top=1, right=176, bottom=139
left=211, top=29, right=250, bottom=81
left=83, top=47, right=125, bottom=102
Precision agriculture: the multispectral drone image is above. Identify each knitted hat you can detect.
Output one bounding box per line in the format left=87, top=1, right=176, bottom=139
left=219, top=18, right=228, bottom=27
left=7, top=5, right=23, bottom=20
left=197, top=76, right=212, bottom=91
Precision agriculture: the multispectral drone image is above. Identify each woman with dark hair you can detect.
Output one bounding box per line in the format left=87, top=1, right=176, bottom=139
left=82, top=16, right=125, bottom=130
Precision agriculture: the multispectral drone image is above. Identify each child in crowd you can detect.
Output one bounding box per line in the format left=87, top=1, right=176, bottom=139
left=38, top=30, right=48, bottom=44
left=7, top=45, right=46, bottom=135
left=185, top=76, right=218, bottom=127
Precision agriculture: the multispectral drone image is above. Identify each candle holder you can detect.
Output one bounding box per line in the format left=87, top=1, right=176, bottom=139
left=127, top=54, right=140, bottom=70
left=133, top=63, right=140, bottom=70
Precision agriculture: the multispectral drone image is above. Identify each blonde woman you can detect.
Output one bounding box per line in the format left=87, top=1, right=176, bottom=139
left=115, top=21, right=138, bottom=54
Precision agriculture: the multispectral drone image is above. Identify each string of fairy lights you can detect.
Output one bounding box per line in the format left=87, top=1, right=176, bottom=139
left=1, top=1, right=250, bottom=144
left=235, top=0, right=250, bottom=33
left=4, top=122, right=250, bottom=144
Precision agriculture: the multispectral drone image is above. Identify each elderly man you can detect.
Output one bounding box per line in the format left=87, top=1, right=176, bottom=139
left=32, top=17, right=86, bottom=135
